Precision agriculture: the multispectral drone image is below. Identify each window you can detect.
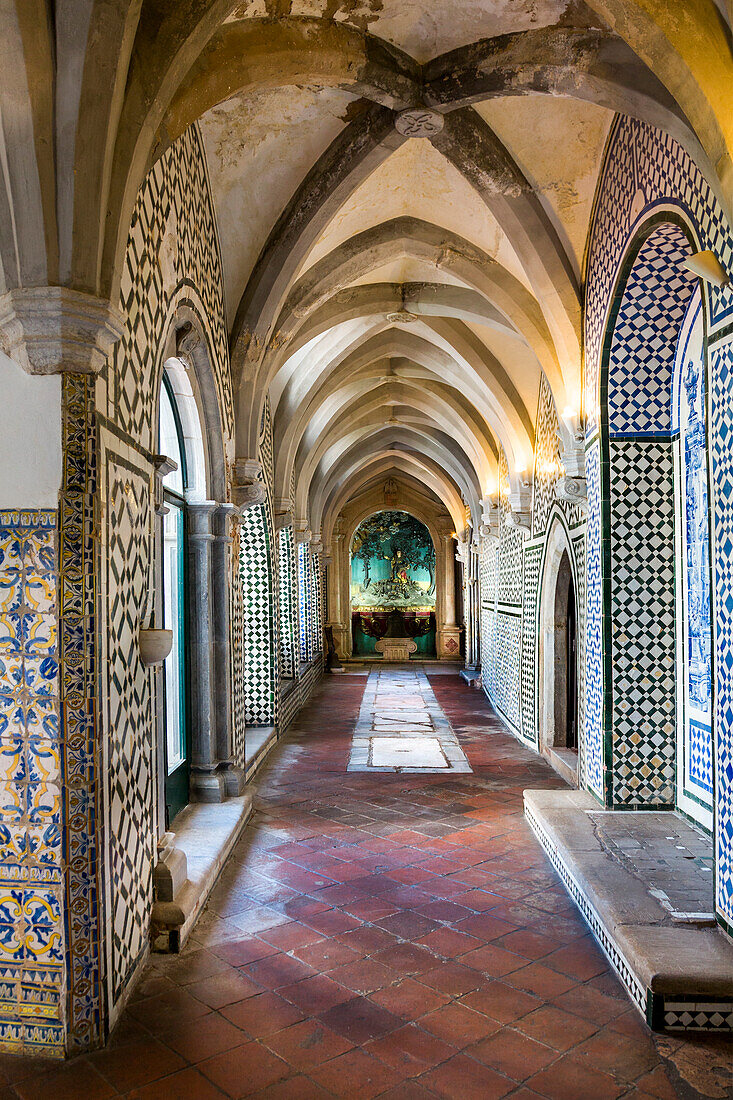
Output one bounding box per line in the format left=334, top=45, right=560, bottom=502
left=159, top=377, right=189, bottom=824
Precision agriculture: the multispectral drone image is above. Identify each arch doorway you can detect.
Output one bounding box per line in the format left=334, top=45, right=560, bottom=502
left=539, top=520, right=579, bottom=784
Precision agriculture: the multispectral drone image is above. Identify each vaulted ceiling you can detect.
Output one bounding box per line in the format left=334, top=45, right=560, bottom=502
left=4, top=0, right=733, bottom=539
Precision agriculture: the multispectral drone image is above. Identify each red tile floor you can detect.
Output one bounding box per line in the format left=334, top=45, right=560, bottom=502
left=6, top=671, right=731, bottom=1099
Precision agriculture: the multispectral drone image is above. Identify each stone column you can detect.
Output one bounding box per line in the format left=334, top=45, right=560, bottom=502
left=187, top=502, right=228, bottom=802
left=438, top=531, right=461, bottom=658
left=212, top=503, right=246, bottom=795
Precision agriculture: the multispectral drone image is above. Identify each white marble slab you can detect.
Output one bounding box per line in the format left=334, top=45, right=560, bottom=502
left=370, top=736, right=447, bottom=768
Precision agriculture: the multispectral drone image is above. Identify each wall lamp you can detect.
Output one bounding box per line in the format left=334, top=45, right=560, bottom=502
left=683, top=250, right=730, bottom=289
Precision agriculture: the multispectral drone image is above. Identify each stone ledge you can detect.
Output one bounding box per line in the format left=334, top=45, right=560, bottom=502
left=524, top=788, right=733, bottom=1033
left=245, top=726, right=278, bottom=781
left=152, top=793, right=253, bottom=952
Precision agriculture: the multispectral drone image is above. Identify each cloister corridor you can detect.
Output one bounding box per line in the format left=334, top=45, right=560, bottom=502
left=0, top=670, right=724, bottom=1100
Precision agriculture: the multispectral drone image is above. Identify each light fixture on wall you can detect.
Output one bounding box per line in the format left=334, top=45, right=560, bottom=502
left=683, top=250, right=730, bottom=288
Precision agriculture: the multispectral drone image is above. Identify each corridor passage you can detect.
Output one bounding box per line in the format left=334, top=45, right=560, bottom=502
left=11, top=673, right=726, bottom=1100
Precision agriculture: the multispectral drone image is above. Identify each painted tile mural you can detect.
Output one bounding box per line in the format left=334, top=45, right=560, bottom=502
left=673, top=297, right=713, bottom=822
left=0, top=510, right=64, bottom=1056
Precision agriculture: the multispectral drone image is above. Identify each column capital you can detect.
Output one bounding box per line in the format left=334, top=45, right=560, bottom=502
left=0, top=287, right=125, bottom=375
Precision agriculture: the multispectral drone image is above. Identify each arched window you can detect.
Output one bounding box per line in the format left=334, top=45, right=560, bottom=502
left=159, top=376, right=189, bottom=824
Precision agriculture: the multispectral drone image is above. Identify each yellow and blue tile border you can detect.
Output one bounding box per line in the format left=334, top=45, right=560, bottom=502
left=0, top=508, right=65, bottom=1056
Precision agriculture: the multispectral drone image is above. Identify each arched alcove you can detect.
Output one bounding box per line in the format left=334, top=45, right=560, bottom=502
left=598, top=214, right=704, bottom=809
left=350, top=510, right=437, bottom=660
left=539, top=517, right=579, bottom=784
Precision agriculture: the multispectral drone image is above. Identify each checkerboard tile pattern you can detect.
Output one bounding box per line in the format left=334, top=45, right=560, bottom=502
left=239, top=502, right=278, bottom=727
left=584, top=440, right=604, bottom=799
left=608, top=439, right=676, bottom=806
left=585, top=115, right=733, bottom=438
left=520, top=546, right=542, bottom=745
left=278, top=526, right=298, bottom=681
left=608, top=225, right=696, bottom=435
left=498, top=451, right=523, bottom=607
left=493, top=612, right=521, bottom=732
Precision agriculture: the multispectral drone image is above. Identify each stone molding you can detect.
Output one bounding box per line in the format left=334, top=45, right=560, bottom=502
left=234, top=484, right=266, bottom=513
left=555, top=475, right=588, bottom=507
left=0, top=286, right=125, bottom=375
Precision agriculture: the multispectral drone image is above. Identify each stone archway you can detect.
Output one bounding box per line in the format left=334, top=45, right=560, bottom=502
left=327, top=479, right=460, bottom=661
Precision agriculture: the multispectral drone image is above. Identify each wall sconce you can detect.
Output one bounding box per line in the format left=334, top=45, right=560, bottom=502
left=683, top=250, right=730, bottom=289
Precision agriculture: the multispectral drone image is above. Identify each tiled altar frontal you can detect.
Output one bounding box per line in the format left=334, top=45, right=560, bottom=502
left=0, top=510, right=64, bottom=1056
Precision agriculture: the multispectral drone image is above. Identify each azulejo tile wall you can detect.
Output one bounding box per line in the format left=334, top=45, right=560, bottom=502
left=608, top=438, right=676, bottom=805
left=277, top=526, right=297, bottom=681
left=0, top=510, right=64, bottom=1057
left=92, top=123, right=235, bottom=1030
left=583, top=115, right=733, bottom=929
left=239, top=502, right=278, bottom=728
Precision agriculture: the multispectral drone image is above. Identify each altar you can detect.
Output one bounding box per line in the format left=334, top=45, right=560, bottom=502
left=350, top=511, right=437, bottom=659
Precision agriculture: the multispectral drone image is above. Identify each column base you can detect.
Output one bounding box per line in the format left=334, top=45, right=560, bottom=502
left=437, top=625, right=462, bottom=659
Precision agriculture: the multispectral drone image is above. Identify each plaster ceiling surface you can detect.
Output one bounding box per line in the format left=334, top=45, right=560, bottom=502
left=349, top=258, right=468, bottom=289
left=227, top=0, right=577, bottom=62
left=199, top=84, right=357, bottom=322
left=301, top=138, right=531, bottom=289
left=465, top=322, right=544, bottom=414
left=474, top=96, right=613, bottom=278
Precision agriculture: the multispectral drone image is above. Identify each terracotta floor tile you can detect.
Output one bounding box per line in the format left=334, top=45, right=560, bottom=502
left=514, top=1004, right=599, bottom=1051
left=310, top=1047, right=402, bottom=1098
left=541, top=942, right=610, bottom=982
left=257, top=922, right=325, bottom=952
left=417, top=962, right=483, bottom=996
left=461, top=943, right=528, bottom=978
left=508, top=962, right=578, bottom=999
left=420, top=1052, right=515, bottom=1099
left=365, top=1023, right=458, bottom=1076
left=495, top=929, right=560, bottom=961
left=459, top=982, right=542, bottom=1024
left=525, top=1053, right=625, bottom=1100
left=248, top=1075, right=334, bottom=1099
left=221, top=991, right=306, bottom=1037
left=304, top=909, right=361, bottom=935
left=188, top=968, right=267, bottom=1009
left=262, top=1019, right=353, bottom=1069
left=376, top=912, right=440, bottom=940
left=336, top=926, right=398, bottom=954
left=291, top=937, right=362, bottom=970
left=211, top=939, right=278, bottom=967
left=13, top=1062, right=116, bottom=1100
left=419, top=1002, right=501, bottom=1047
left=243, top=954, right=315, bottom=990
left=158, top=1012, right=248, bottom=1063
left=572, top=1028, right=660, bottom=1081
left=369, top=976, right=450, bottom=1018
left=470, top=1027, right=557, bottom=1082
left=279, top=972, right=354, bottom=1014
left=199, top=1042, right=291, bottom=1098
left=319, top=994, right=404, bottom=1043
left=372, top=943, right=436, bottom=975
left=328, top=958, right=395, bottom=994
left=125, top=1066, right=230, bottom=1100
